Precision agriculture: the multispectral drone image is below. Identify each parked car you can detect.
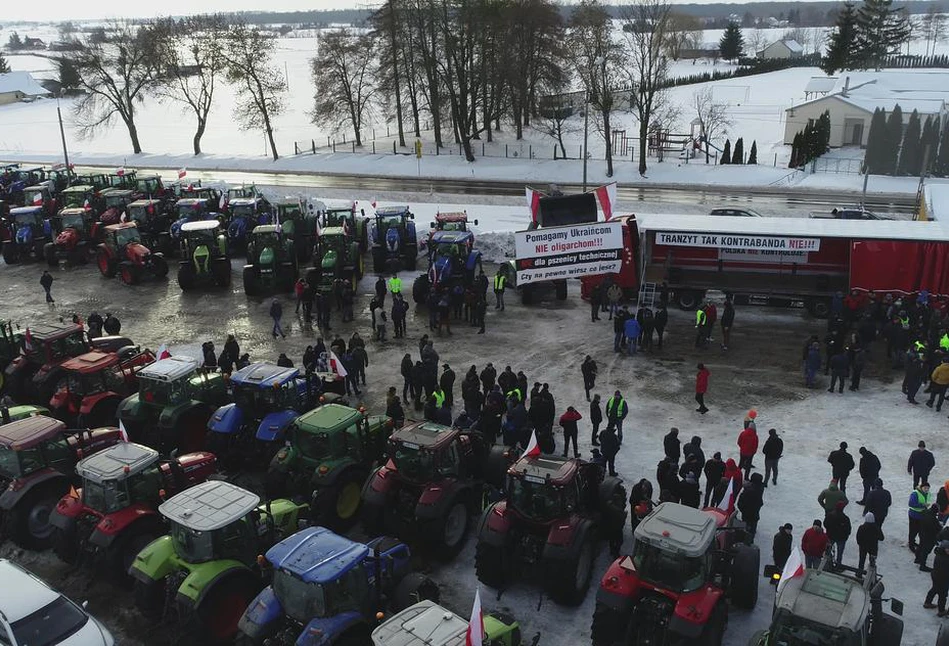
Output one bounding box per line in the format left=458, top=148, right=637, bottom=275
left=0, top=558, right=115, bottom=645
left=709, top=208, right=762, bottom=217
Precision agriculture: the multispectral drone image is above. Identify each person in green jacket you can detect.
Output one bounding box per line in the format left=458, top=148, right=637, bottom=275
left=818, top=479, right=849, bottom=515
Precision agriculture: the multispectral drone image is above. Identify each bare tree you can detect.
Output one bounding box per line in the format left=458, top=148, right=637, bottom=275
left=224, top=23, right=286, bottom=161
left=692, top=87, right=732, bottom=162
left=664, top=12, right=702, bottom=60
left=371, top=0, right=407, bottom=147
left=920, top=6, right=947, bottom=56
left=536, top=95, right=580, bottom=158
left=69, top=20, right=159, bottom=154
left=746, top=27, right=769, bottom=57
left=311, top=30, right=377, bottom=147
left=153, top=15, right=228, bottom=155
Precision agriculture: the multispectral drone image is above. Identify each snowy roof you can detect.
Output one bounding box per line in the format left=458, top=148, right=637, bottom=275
left=925, top=183, right=949, bottom=223
left=138, top=356, right=199, bottom=381
left=0, top=72, right=51, bottom=97
left=159, top=480, right=260, bottom=531
left=789, top=70, right=949, bottom=116
left=805, top=77, right=837, bottom=94
left=782, top=39, right=804, bottom=53
left=77, top=442, right=159, bottom=483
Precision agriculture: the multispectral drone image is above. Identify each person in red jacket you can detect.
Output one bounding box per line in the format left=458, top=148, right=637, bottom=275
left=558, top=406, right=583, bottom=458
left=737, top=411, right=760, bottom=479
left=695, top=363, right=710, bottom=414
left=802, top=519, right=830, bottom=569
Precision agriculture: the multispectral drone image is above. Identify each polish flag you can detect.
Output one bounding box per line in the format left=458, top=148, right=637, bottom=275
left=329, top=351, right=348, bottom=378
left=156, top=344, right=171, bottom=360
left=178, top=168, right=187, bottom=179
left=116, top=168, right=126, bottom=177
left=371, top=199, right=378, bottom=209
left=525, top=187, right=542, bottom=224
left=465, top=587, right=484, bottom=646
left=521, top=430, right=541, bottom=459
left=594, top=182, right=617, bottom=221
left=777, top=546, right=806, bottom=593
left=118, top=420, right=130, bottom=443
left=715, top=478, right=734, bottom=512
left=33, top=193, right=43, bottom=206
left=23, top=328, right=33, bottom=352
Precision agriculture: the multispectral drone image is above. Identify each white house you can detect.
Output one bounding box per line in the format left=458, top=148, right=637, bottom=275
left=0, top=72, right=51, bottom=106
left=758, top=39, right=804, bottom=60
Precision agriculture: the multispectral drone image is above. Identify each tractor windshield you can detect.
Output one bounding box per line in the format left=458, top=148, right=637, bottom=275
left=177, top=203, right=206, bottom=219
left=65, top=372, right=105, bottom=397
left=0, top=447, right=22, bottom=478
left=14, top=211, right=40, bottom=225
left=127, top=205, right=149, bottom=224
left=295, top=431, right=331, bottom=460
left=171, top=523, right=214, bottom=562
left=114, top=227, right=141, bottom=246
left=277, top=205, right=302, bottom=220
left=27, top=190, right=45, bottom=205
left=105, top=194, right=128, bottom=209
left=254, top=232, right=278, bottom=248
left=61, top=193, right=86, bottom=209
left=769, top=610, right=858, bottom=646
left=390, top=443, right=436, bottom=482
left=0, top=446, right=44, bottom=478
left=508, top=477, right=565, bottom=521
left=137, top=178, right=161, bottom=195
left=233, top=383, right=280, bottom=412
left=60, top=213, right=85, bottom=231
left=11, top=595, right=89, bottom=646
left=631, top=541, right=707, bottom=593
left=230, top=204, right=255, bottom=219
left=273, top=570, right=327, bottom=622
left=82, top=478, right=130, bottom=514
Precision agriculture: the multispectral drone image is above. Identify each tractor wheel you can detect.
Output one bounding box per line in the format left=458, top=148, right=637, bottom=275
left=429, top=497, right=470, bottom=560
left=484, top=445, right=514, bottom=489
left=591, top=602, right=629, bottom=646
left=393, top=571, right=439, bottom=612
left=412, top=274, right=430, bottom=305
left=319, top=469, right=366, bottom=532
left=197, top=574, right=261, bottom=643
left=676, top=290, right=701, bottom=311
left=360, top=500, right=387, bottom=537
left=475, top=540, right=511, bottom=591
left=96, top=248, right=116, bottom=277
left=872, top=614, right=903, bottom=646
left=134, top=577, right=166, bottom=621
left=151, top=255, right=169, bottom=279
left=2, top=241, right=19, bottom=265
left=211, top=259, right=231, bottom=288
left=598, top=477, right=628, bottom=526
left=729, top=543, right=761, bottom=610
left=178, top=263, right=196, bottom=291
left=109, top=527, right=160, bottom=586
left=120, top=264, right=140, bottom=285
left=44, top=242, right=57, bottom=267
left=546, top=536, right=595, bottom=606
left=556, top=280, right=568, bottom=300
left=692, top=601, right=727, bottom=646
left=808, top=298, right=831, bottom=319
left=8, top=483, right=67, bottom=550
left=51, top=522, right=80, bottom=565
left=372, top=248, right=386, bottom=273
left=242, top=266, right=257, bottom=296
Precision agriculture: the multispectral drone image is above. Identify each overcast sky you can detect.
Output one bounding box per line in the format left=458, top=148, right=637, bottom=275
left=2, top=0, right=764, bottom=24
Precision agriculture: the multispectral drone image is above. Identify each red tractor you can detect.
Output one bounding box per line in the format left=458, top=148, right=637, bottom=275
left=44, top=207, right=101, bottom=266
left=426, top=210, right=477, bottom=246
left=0, top=415, right=123, bottom=549
left=96, top=222, right=169, bottom=285
left=97, top=188, right=135, bottom=225
left=475, top=451, right=627, bottom=606
left=50, top=441, right=216, bottom=582
left=590, top=502, right=760, bottom=646
left=48, top=348, right=155, bottom=428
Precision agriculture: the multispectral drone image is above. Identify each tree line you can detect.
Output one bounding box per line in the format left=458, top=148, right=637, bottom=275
left=822, top=0, right=912, bottom=74
left=864, top=105, right=949, bottom=176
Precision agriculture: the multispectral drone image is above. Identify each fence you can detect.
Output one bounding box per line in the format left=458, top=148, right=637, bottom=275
left=809, top=156, right=864, bottom=175
left=292, top=120, right=433, bottom=156
left=768, top=169, right=807, bottom=187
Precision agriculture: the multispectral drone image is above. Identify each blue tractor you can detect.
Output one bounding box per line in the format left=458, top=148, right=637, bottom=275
left=412, top=229, right=483, bottom=305
left=237, top=526, right=439, bottom=645
left=370, top=206, right=417, bottom=273
left=2, top=206, right=52, bottom=264
left=226, top=195, right=272, bottom=253
left=169, top=197, right=222, bottom=246
left=206, top=362, right=320, bottom=468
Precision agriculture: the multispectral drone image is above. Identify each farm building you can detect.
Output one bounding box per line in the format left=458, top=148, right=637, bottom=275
left=0, top=72, right=52, bottom=105
left=758, top=39, right=804, bottom=59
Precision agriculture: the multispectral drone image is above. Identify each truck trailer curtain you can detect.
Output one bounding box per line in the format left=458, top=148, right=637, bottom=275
left=850, top=241, right=949, bottom=295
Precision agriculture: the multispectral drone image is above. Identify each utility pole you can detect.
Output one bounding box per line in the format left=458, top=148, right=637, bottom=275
left=57, top=103, right=70, bottom=170
left=582, top=91, right=590, bottom=192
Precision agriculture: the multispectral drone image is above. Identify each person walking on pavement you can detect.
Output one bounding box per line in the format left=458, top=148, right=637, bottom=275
left=802, top=520, right=830, bottom=569
left=773, top=523, right=793, bottom=572
left=559, top=406, right=582, bottom=458
left=909, top=482, right=934, bottom=553
left=269, top=299, right=286, bottom=339
left=856, top=512, right=884, bottom=573
left=493, top=270, right=506, bottom=310
left=828, top=442, right=856, bottom=494
left=737, top=415, right=759, bottom=480
left=40, top=270, right=55, bottom=303
left=606, top=391, right=628, bottom=444
left=762, top=428, right=783, bottom=487
left=599, top=425, right=619, bottom=477
left=695, top=363, right=710, bottom=414
left=581, top=356, right=597, bottom=401
left=590, top=394, right=602, bottom=447
left=720, top=297, right=735, bottom=350
left=703, top=452, right=725, bottom=508
left=857, top=447, right=882, bottom=505
left=824, top=501, right=852, bottom=568
left=924, top=537, right=949, bottom=616
left=909, top=441, right=936, bottom=488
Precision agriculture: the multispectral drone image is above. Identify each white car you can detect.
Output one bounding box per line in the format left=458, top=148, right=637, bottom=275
left=0, top=560, right=114, bottom=646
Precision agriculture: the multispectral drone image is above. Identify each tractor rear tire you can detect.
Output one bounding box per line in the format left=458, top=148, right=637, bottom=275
left=319, top=469, right=366, bottom=532
left=8, top=483, right=66, bottom=550
left=51, top=523, right=79, bottom=565
left=475, top=540, right=511, bottom=591
left=430, top=497, right=470, bottom=560
left=96, top=249, right=116, bottom=277
left=212, top=260, right=231, bottom=288
left=44, top=243, right=57, bottom=267
left=109, top=526, right=160, bottom=586
left=242, top=266, right=257, bottom=296
left=178, top=263, right=196, bottom=291
left=546, top=536, right=595, bottom=606
left=730, top=543, right=761, bottom=610
left=134, top=577, right=166, bottom=621
left=2, top=241, right=19, bottom=265
left=405, top=244, right=418, bottom=271
left=412, top=274, right=430, bottom=304
left=484, top=445, right=514, bottom=489
left=695, top=601, right=727, bottom=646
left=372, top=248, right=385, bottom=273
left=591, top=602, right=629, bottom=646
left=197, top=574, right=261, bottom=643
left=393, top=571, right=439, bottom=611
left=872, top=614, right=903, bottom=646
left=120, top=264, right=140, bottom=285
left=151, top=255, right=168, bottom=279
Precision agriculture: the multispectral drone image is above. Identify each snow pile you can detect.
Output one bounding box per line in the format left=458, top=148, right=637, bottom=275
left=475, top=231, right=516, bottom=263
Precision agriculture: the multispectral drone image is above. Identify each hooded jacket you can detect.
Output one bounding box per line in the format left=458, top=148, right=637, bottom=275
left=762, top=433, right=784, bottom=460
left=818, top=482, right=848, bottom=514
left=558, top=408, right=582, bottom=435
left=737, top=428, right=759, bottom=457
left=773, top=529, right=792, bottom=568
left=737, top=474, right=765, bottom=523
left=824, top=503, right=852, bottom=542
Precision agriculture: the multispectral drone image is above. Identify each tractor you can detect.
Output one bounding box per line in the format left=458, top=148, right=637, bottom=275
left=57, top=184, right=97, bottom=211
left=2, top=206, right=51, bottom=264
left=125, top=198, right=174, bottom=255
left=475, top=451, right=627, bottom=606
left=72, top=172, right=110, bottom=193
left=307, top=225, right=363, bottom=294
left=117, top=355, right=229, bottom=455
left=47, top=347, right=156, bottom=428
left=178, top=184, right=224, bottom=212
left=2, top=166, right=45, bottom=205
left=266, top=402, right=392, bottom=530
left=362, top=422, right=509, bottom=560
left=45, top=164, right=76, bottom=194
left=242, top=224, right=298, bottom=296
left=206, top=362, right=320, bottom=468
left=129, top=480, right=309, bottom=642
left=225, top=195, right=272, bottom=253
left=44, top=207, right=100, bottom=266
left=133, top=173, right=166, bottom=200
left=49, top=442, right=217, bottom=582
left=105, top=169, right=137, bottom=190
left=412, top=230, right=482, bottom=305
left=749, top=559, right=903, bottom=646
left=372, top=600, right=527, bottom=646
left=177, top=220, right=231, bottom=291
left=3, top=321, right=131, bottom=404
left=321, top=200, right=369, bottom=252
left=426, top=210, right=477, bottom=245
left=370, top=205, right=418, bottom=272
left=223, top=184, right=264, bottom=212
left=237, top=526, right=440, bottom=645
left=590, top=502, right=760, bottom=646
left=0, top=319, right=24, bottom=392
left=170, top=197, right=221, bottom=243
left=97, top=188, right=135, bottom=225
left=273, top=196, right=317, bottom=262
left=23, top=183, right=59, bottom=217
left=96, top=222, right=169, bottom=285
left=0, top=415, right=123, bottom=549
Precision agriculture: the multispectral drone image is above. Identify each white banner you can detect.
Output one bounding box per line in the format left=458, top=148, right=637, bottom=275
left=514, top=222, right=623, bottom=284
left=719, top=248, right=810, bottom=263
left=656, top=231, right=821, bottom=252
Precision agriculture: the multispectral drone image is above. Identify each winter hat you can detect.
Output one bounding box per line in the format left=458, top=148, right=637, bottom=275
left=746, top=409, right=758, bottom=421
left=864, top=512, right=875, bottom=523
left=782, top=523, right=793, bottom=531
left=813, top=519, right=822, bottom=528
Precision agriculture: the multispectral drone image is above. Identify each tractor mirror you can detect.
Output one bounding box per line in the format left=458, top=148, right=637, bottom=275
left=890, top=598, right=904, bottom=615
left=82, top=600, right=89, bottom=609
left=473, top=219, right=479, bottom=226
left=762, top=564, right=779, bottom=580
left=430, top=221, right=435, bottom=228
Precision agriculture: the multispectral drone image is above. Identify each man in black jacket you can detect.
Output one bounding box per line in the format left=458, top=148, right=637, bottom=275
left=439, top=364, right=456, bottom=406
left=663, top=428, right=681, bottom=464
left=857, top=447, right=882, bottom=505
left=683, top=435, right=704, bottom=471
left=654, top=305, right=668, bottom=349
left=738, top=473, right=765, bottom=540
left=772, top=523, right=793, bottom=572
left=762, top=428, right=783, bottom=487
left=590, top=394, right=602, bottom=446
left=908, top=440, right=936, bottom=488
left=828, top=441, right=855, bottom=494
left=703, top=452, right=726, bottom=507
left=581, top=356, right=597, bottom=402
left=865, top=478, right=892, bottom=527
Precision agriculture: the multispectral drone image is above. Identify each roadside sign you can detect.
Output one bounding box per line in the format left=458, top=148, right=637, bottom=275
left=513, top=221, right=623, bottom=284
left=415, top=139, right=422, bottom=159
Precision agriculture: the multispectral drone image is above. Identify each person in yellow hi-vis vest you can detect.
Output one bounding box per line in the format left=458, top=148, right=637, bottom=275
left=494, top=271, right=506, bottom=310
left=388, top=274, right=402, bottom=296
left=694, top=306, right=708, bottom=349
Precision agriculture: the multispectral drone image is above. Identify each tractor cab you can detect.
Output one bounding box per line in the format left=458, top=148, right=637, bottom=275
left=13, top=166, right=46, bottom=189
left=99, top=188, right=134, bottom=224
left=505, top=455, right=586, bottom=522
left=106, top=169, right=137, bottom=190
left=136, top=356, right=202, bottom=407
left=50, top=348, right=154, bottom=426
left=281, top=403, right=388, bottom=471
left=321, top=202, right=357, bottom=230
left=76, top=442, right=167, bottom=514
left=429, top=211, right=476, bottom=236
left=371, top=206, right=417, bottom=273
left=274, top=197, right=304, bottom=227
left=227, top=196, right=272, bottom=247
left=386, top=422, right=473, bottom=484
left=12, top=322, right=89, bottom=369
left=230, top=363, right=303, bottom=416
left=49, top=208, right=97, bottom=247
left=133, top=174, right=164, bottom=199
left=179, top=185, right=223, bottom=212
left=375, top=206, right=413, bottom=233
left=165, top=178, right=199, bottom=200
left=9, top=205, right=48, bottom=238
left=126, top=199, right=165, bottom=227
left=45, top=165, right=75, bottom=193
left=629, top=503, right=720, bottom=593
left=58, top=184, right=96, bottom=211
left=181, top=219, right=226, bottom=257
left=226, top=185, right=263, bottom=202
left=172, top=198, right=219, bottom=240
left=425, top=230, right=479, bottom=291
left=72, top=173, right=110, bottom=192
left=274, top=196, right=317, bottom=261
left=104, top=221, right=143, bottom=251
left=24, top=184, right=57, bottom=217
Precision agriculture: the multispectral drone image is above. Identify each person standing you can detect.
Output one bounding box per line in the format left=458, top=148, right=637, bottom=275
left=824, top=501, right=852, bottom=568
left=818, top=480, right=848, bottom=515
left=703, top=452, right=726, bottom=508
left=493, top=270, right=506, bottom=310
left=559, top=406, right=582, bottom=458
left=269, top=299, right=286, bottom=339
left=828, top=349, right=850, bottom=394
left=683, top=436, right=705, bottom=475
left=909, top=482, right=934, bottom=553
left=473, top=294, right=487, bottom=334
left=294, top=277, right=305, bottom=314
left=387, top=273, right=402, bottom=300
left=629, top=479, right=654, bottom=532
left=440, top=364, right=456, bottom=407
left=908, top=441, right=936, bottom=488
left=856, top=512, right=884, bottom=573
left=737, top=418, right=759, bottom=480
left=865, top=478, right=892, bottom=527
left=590, top=394, right=602, bottom=447
left=654, top=304, right=668, bottom=349
left=924, top=539, right=949, bottom=616
left=605, top=390, right=628, bottom=444
left=694, top=306, right=708, bottom=349
left=916, top=504, right=941, bottom=572
left=375, top=276, right=387, bottom=308
left=927, top=358, right=949, bottom=411
left=762, top=428, right=783, bottom=487
left=849, top=347, right=866, bottom=391
left=772, top=523, right=793, bottom=572
left=624, top=315, right=641, bottom=355
left=857, top=447, right=882, bottom=505
left=613, top=309, right=627, bottom=353
left=40, top=270, right=55, bottom=303
left=904, top=350, right=926, bottom=404
left=827, top=442, right=855, bottom=494
left=480, top=363, right=497, bottom=394
left=720, top=297, right=735, bottom=350
left=802, top=520, right=830, bottom=569
left=663, top=428, right=681, bottom=464
left=589, top=284, right=602, bottom=322
left=738, top=473, right=766, bottom=539
left=581, top=356, right=597, bottom=402
left=599, top=425, right=619, bottom=477
left=695, top=363, right=710, bottom=414
left=352, top=344, right=369, bottom=386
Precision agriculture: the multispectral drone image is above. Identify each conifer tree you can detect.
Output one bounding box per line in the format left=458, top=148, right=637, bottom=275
left=721, top=138, right=732, bottom=164
left=732, top=137, right=744, bottom=164
left=897, top=109, right=921, bottom=176
left=822, top=2, right=859, bottom=74
left=748, top=140, right=758, bottom=164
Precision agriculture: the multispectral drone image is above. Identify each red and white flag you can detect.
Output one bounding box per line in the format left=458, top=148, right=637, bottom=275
left=118, top=420, right=130, bottom=443
left=177, top=168, right=187, bottom=179
left=465, top=587, right=484, bottom=646
left=155, top=344, right=171, bottom=360
left=116, top=167, right=126, bottom=177
left=32, top=193, right=43, bottom=206
left=521, top=430, right=541, bottom=459
left=371, top=199, right=377, bottom=209
left=715, top=478, right=734, bottom=512
left=23, top=328, right=33, bottom=352
left=525, top=187, right=542, bottom=224
left=777, top=546, right=806, bottom=593
left=594, top=182, right=617, bottom=221
left=329, top=351, right=348, bottom=378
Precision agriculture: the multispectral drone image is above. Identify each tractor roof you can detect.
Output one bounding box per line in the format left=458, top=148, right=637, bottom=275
left=274, top=196, right=301, bottom=206
left=266, top=526, right=369, bottom=585
left=61, top=184, right=94, bottom=193
left=24, top=184, right=49, bottom=192
left=775, top=569, right=869, bottom=631
left=128, top=199, right=162, bottom=207
left=228, top=197, right=261, bottom=206
left=11, top=206, right=43, bottom=216
left=392, top=421, right=457, bottom=451
left=104, top=222, right=137, bottom=232
left=159, top=480, right=260, bottom=531
left=320, top=226, right=346, bottom=237
left=634, top=503, right=718, bottom=558
left=431, top=231, right=471, bottom=245
left=435, top=212, right=468, bottom=223
left=104, top=189, right=134, bottom=197
left=27, top=321, right=83, bottom=341
left=294, top=404, right=362, bottom=433
left=376, top=206, right=410, bottom=216
left=230, top=362, right=299, bottom=388
left=60, top=350, right=119, bottom=374
left=138, top=356, right=198, bottom=382
left=509, top=454, right=577, bottom=486
left=0, top=415, right=66, bottom=450
left=181, top=220, right=221, bottom=233
left=77, top=442, right=159, bottom=483
left=372, top=600, right=467, bottom=646
left=254, top=224, right=280, bottom=235
left=57, top=207, right=88, bottom=217
left=175, top=198, right=209, bottom=207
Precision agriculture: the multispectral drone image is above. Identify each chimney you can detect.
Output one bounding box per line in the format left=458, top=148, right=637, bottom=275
left=842, top=76, right=850, bottom=97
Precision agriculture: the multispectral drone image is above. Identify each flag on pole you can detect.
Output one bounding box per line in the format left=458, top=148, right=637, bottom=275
left=777, top=546, right=806, bottom=593
left=715, top=478, right=734, bottom=512
left=329, top=351, right=348, bottom=378
left=525, top=187, right=542, bottom=224
left=23, top=328, right=33, bottom=352
left=32, top=193, right=43, bottom=206
left=118, top=420, right=130, bottom=443
left=116, top=167, right=126, bottom=177
left=521, top=430, right=541, bottom=459
left=594, top=182, right=618, bottom=221
left=465, top=587, right=484, bottom=646
left=155, top=344, right=171, bottom=360
left=177, top=168, right=187, bottom=179
left=371, top=199, right=378, bottom=209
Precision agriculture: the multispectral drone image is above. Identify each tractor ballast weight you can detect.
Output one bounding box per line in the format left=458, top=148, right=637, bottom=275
left=371, top=205, right=417, bottom=273
left=242, top=224, right=298, bottom=296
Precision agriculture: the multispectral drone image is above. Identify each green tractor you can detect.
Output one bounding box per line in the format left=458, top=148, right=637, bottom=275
left=117, top=356, right=229, bottom=455
left=129, top=480, right=309, bottom=642
left=306, top=226, right=364, bottom=295
left=273, top=196, right=318, bottom=263
left=177, top=220, right=231, bottom=291
left=321, top=200, right=369, bottom=252
left=267, top=402, right=393, bottom=530
left=242, top=224, right=298, bottom=296
left=57, top=184, right=96, bottom=211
